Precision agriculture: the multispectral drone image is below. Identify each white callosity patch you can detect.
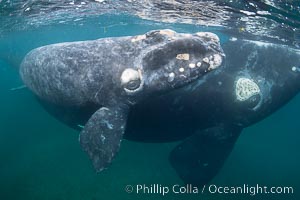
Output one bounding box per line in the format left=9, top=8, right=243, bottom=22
left=202, top=57, right=209, bottom=63
left=208, top=54, right=223, bottom=70
left=176, top=53, right=190, bottom=61
left=235, top=78, right=261, bottom=101
left=196, top=32, right=220, bottom=43
left=159, top=29, right=176, bottom=36
left=131, top=34, right=146, bottom=43
left=120, top=68, right=140, bottom=85
left=168, top=72, right=175, bottom=82
left=120, top=68, right=143, bottom=93
left=292, top=66, right=300, bottom=72
left=189, top=63, right=196, bottom=68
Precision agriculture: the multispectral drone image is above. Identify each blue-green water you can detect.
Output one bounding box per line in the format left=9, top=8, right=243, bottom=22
left=1, top=13, right=300, bottom=200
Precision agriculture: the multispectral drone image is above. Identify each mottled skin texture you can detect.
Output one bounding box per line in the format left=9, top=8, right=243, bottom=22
left=20, top=30, right=223, bottom=107
left=20, top=29, right=224, bottom=172
left=38, top=39, right=300, bottom=185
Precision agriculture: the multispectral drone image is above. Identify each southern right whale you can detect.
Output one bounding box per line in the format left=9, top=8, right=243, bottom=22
left=127, top=39, right=300, bottom=185
left=19, top=29, right=224, bottom=173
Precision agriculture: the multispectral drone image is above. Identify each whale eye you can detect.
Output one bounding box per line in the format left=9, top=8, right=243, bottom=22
left=121, top=68, right=143, bottom=92
left=125, top=79, right=141, bottom=90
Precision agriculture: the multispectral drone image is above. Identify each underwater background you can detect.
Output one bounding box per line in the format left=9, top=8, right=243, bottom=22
left=1, top=1, right=300, bottom=200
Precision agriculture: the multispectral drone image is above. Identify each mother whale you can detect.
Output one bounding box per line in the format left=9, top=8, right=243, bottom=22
left=127, top=39, right=300, bottom=185
left=19, top=29, right=224, bottom=172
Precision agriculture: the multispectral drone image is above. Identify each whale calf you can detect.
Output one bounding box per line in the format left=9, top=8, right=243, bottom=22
left=19, top=29, right=224, bottom=172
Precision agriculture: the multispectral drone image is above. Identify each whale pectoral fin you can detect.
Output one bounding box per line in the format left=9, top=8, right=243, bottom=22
left=169, top=124, right=242, bottom=186
left=79, top=106, right=128, bottom=172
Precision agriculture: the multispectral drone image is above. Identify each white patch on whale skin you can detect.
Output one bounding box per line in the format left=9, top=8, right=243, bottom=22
left=213, top=54, right=222, bottom=66
left=103, top=120, right=114, bottom=129
left=159, top=29, right=176, bottom=36
left=189, top=63, right=196, bottom=68
left=121, top=68, right=144, bottom=94
left=207, top=54, right=223, bottom=71
left=131, top=34, right=146, bottom=42
left=179, top=67, right=185, bottom=72
left=176, top=53, right=190, bottom=61
left=235, top=77, right=261, bottom=101
left=168, top=72, right=175, bottom=82
left=121, top=68, right=140, bottom=85
left=292, top=66, right=300, bottom=72
left=195, top=32, right=220, bottom=43
left=202, top=57, right=209, bottom=63
left=100, top=135, right=106, bottom=143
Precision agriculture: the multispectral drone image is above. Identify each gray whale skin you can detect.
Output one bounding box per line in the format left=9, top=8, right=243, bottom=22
left=19, top=30, right=224, bottom=172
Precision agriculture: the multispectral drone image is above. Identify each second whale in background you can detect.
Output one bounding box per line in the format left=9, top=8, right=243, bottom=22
left=127, top=39, right=300, bottom=185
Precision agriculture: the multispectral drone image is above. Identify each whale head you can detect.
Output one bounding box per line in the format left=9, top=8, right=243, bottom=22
left=121, top=30, right=224, bottom=103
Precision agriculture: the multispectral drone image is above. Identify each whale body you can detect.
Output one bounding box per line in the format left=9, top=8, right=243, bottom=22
left=20, top=30, right=224, bottom=172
